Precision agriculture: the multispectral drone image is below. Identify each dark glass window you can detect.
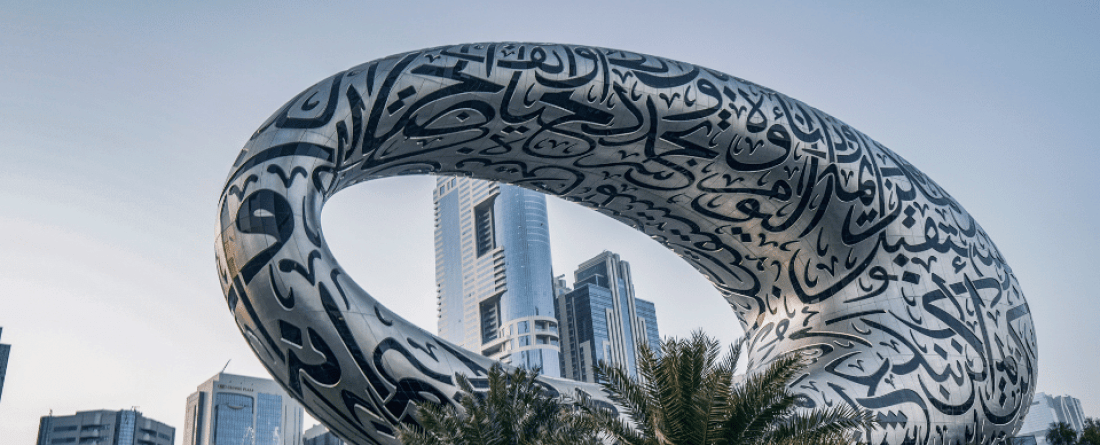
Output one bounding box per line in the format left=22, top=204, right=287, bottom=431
left=474, top=198, right=496, bottom=256
left=480, top=296, right=500, bottom=343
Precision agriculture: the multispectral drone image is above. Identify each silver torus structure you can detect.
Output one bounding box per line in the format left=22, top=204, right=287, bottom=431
left=216, top=43, right=1037, bottom=445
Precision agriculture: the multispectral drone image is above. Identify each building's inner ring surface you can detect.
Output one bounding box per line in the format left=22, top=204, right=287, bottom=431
left=216, top=42, right=1036, bottom=445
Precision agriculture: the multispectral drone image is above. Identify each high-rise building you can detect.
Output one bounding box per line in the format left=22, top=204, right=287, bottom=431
left=183, top=372, right=304, bottom=445
left=0, top=327, right=10, bottom=403
left=434, top=177, right=561, bottom=377
left=302, top=424, right=345, bottom=445
left=555, top=251, right=660, bottom=383
left=1051, top=395, right=1087, bottom=432
left=1014, top=392, right=1088, bottom=445
left=35, top=409, right=174, bottom=445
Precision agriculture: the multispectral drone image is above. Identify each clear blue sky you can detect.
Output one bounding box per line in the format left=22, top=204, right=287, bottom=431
left=1, top=2, right=1097, bottom=443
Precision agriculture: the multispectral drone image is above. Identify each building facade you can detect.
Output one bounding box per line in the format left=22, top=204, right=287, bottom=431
left=0, top=327, right=9, bottom=403
left=1014, top=392, right=1088, bottom=445
left=36, top=409, right=174, bottom=445
left=302, top=424, right=345, bottom=445
left=183, top=372, right=304, bottom=445
left=555, top=251, right=660, bottom=383
left=434, top=177, right=561, bottom=376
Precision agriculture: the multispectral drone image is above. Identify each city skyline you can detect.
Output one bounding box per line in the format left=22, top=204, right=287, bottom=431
left=1, top=2, right=1098, bottom=444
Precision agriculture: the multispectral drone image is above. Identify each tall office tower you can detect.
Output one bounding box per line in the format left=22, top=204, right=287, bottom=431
left=1014, top=392, right=1089, bottom=445
left=434, top=177, right=561, bottom=377
left=303, top=424, right=346, bottom=445
left=1051, top=395, right=1087, bottom=432
left=0, top=327, right=9, bottom=403
left=555, top=251, right=660, bottom=383
left=35, top=409, right=174, bottom=445
left=183, top=372, right=304, bottom=445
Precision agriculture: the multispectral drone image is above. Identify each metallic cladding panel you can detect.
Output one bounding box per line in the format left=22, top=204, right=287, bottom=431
left=216, top=43, right=1037, bottom=445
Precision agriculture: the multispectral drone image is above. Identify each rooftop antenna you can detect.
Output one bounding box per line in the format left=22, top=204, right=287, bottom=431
left=220, top=359, right=231, bottom=374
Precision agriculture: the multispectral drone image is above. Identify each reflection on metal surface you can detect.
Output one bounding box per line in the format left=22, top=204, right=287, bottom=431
left=216, top=43, right=1036, bottom=445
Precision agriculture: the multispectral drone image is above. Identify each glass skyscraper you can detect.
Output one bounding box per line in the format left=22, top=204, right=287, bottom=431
left=1014, top=392, right=1089, bottom=445
left=555, top=251, right=660, bottom=383
left=183, top=372, right=303, bottom=445
left=433, top=177, right=561, bottom=377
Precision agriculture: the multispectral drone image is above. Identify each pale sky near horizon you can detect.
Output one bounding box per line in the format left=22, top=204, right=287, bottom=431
left=2, top=1, right=1098, bottom=444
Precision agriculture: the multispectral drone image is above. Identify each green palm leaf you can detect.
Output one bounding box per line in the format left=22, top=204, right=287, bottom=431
left=592, top=330, right=877, bottom=445
left=399, top=364, right=603, bottom=445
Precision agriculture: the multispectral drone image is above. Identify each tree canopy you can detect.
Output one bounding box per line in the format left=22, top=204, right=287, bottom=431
left=1047, top=422, right=1079, bottom=445
left=590, top=330, right=875, bottom=445
left=398, top=364, right=602, bottom=445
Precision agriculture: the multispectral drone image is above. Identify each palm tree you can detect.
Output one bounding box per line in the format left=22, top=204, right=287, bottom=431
left=1046, top=422, right=1078, bottom=445
left=398, top=364, right=602, bottom=445
left=590, top=330, right=875, bottom=445
left=1080, top=418, right=1100, bottom=445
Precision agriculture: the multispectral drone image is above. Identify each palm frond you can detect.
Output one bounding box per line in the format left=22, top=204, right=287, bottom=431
left=765, top=405, right=877, bottom=445
left=595, top=358, right=657, bottom=438
left=401, top=363, right=606, bottom=445
left=593, top=331, right=872, bottom=445
left=723, top=353, right=805, bottom=445
left=574, top=388, right=649, bottom=445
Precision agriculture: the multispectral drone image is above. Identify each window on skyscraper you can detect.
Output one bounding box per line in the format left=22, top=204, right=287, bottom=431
left=473, top=198, right=496, bottom=256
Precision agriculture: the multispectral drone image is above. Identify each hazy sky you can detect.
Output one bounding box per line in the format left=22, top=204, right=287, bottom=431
left=1, top=2, right=1098, bottom=443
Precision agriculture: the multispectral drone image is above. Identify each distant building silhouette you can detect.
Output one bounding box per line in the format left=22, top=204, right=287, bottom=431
left=0, top=327, right=9, bottom=403
left=183, top=372, right=304, bottom=445
left=36, top=409, right=174, bottom=445
left=302, top=424, right=345, bottom=445
left=555, top=251, right=660, bottom=382
left=1015, top=392, right=1088, bottom=445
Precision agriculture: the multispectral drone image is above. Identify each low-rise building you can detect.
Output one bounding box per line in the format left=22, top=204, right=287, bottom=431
left=35, top=409, right=174, bottom=445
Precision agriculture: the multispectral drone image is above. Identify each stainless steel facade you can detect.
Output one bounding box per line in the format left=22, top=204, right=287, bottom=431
left=35, top=409, right=174, bottom=445
left=556, top=251, right=660, bottom=383
left=216, top=42, right=1037, bottom=445
left=183, top=373, right=303, bottom=445
left=433, top=177, right=560, bottom=376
